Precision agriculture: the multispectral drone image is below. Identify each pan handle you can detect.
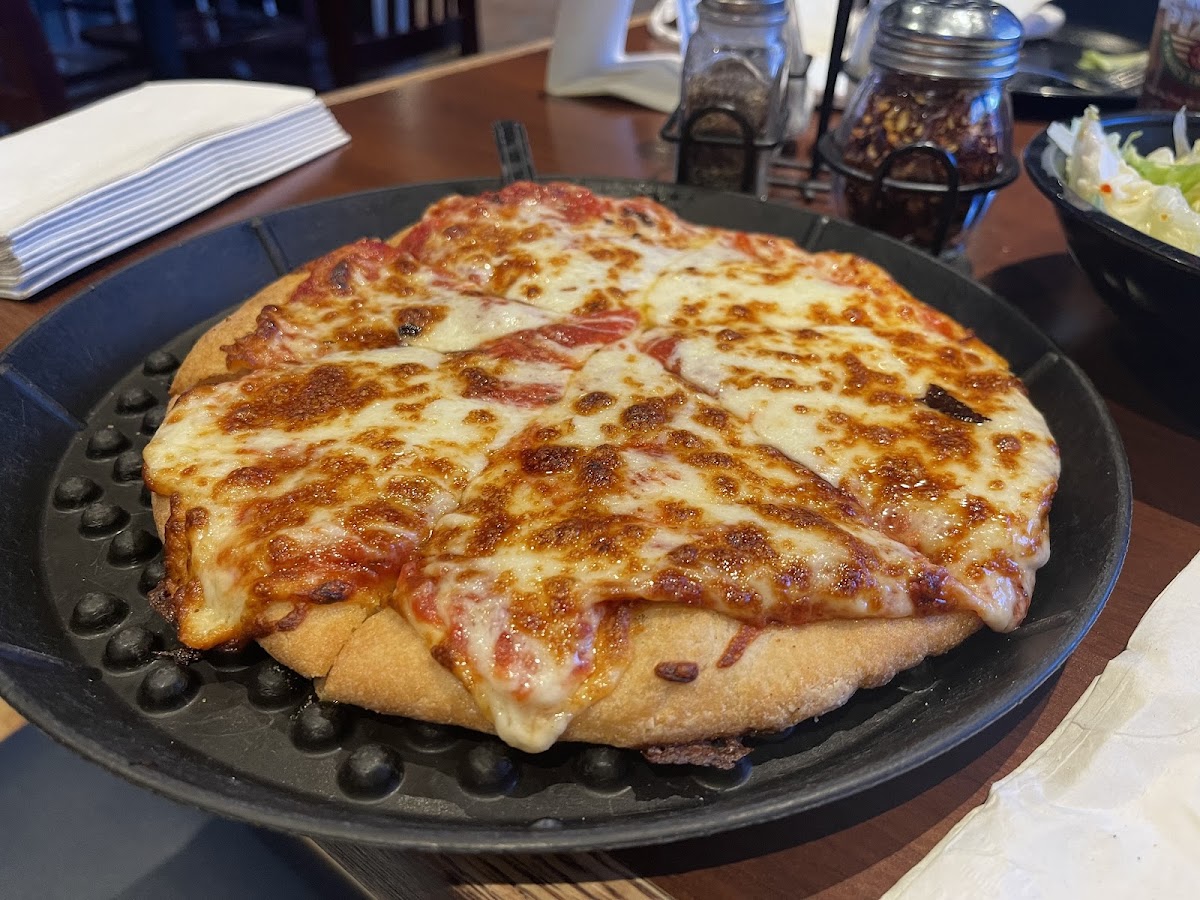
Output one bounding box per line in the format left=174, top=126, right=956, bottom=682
left=493, top=120, right=537, bottom=185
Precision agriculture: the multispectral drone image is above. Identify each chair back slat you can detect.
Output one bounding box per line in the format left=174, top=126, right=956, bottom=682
left=315, top=0, right=477, bottom=87
left=0, top=0, right=69, bottom=131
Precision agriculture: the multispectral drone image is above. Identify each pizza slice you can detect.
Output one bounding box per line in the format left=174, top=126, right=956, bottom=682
left=143, top=310, right=638, bottom=675
left=384, top=343, right=986, bottom=753
left=391, top=181, right=715, bottom=316
left=642, top=228, right=974, bottom=341
left=642, top=323, right=1059, bottom=631
left=171, top=238, right=570, bottom=394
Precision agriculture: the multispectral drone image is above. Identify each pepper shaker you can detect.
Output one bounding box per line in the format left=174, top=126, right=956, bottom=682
left=829, top=0, right=1022, bottom=255
left=677, top=0, right=791, bottom=196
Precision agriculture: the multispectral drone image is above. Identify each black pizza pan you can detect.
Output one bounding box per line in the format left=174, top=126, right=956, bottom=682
left=0, top=178, right=1131, bottom=853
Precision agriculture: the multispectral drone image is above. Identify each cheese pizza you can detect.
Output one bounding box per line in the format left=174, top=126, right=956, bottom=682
left=143, top=182, right=1058, bottom=766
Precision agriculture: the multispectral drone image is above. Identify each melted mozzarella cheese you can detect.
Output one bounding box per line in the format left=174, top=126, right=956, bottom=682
left=144, top=347, right=572, bottom=647
left=644, top=240, right=860, bottom=331
left=395, top=182, right=715, bottom=315
left=648, top=324, right=1060, bottom=630
left=224, top=240, right=559, bottom=372
left=149, top=182, right=1062, bottom=756
left=404, top=344, right=980, bottom=752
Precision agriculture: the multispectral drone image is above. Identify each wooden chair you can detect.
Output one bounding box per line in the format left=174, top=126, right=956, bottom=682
left=81, top=1, right=331, bottom=86
left=0, top=0, right=70, bottom=131
left=316, top=0, right=478, bottom=88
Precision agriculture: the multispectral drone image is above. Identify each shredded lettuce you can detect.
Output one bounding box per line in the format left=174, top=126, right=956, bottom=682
left=1077, top=49, right=1149, bottom=74
left=1055, top=106, right=1200, bottom=256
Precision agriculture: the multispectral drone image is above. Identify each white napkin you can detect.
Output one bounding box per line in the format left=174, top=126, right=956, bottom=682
left=887, top=550, right=1200, bottom=899
left=546, top=0, right=683, bottom=114
left=0, top=80, right=349, bottom=300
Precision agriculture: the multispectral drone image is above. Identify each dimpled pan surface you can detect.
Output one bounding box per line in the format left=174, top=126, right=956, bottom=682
left=0, top=179, right=1130, bottom=852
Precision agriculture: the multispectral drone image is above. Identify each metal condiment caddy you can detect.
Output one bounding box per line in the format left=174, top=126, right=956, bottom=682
left=664, top=0, right=1024, bottom=259
left=662, top=0, right=792, bottom=197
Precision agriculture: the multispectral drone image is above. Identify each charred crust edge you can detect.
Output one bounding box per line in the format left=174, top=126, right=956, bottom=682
left=641, top=736, right=750, bottom=769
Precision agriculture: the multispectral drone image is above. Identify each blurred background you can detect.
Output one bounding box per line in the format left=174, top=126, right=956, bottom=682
left=1, top=0, right=1157, bottom=135
left=6, top=0, right=659, bottom=126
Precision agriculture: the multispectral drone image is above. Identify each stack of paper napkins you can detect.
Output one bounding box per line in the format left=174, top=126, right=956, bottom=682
left=887, top=550, right=1200, bottom=898
left=0, top=81, right=350, bottom=300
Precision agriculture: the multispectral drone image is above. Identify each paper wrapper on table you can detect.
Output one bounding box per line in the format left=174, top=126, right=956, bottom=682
left=0, top=81, right=349, bottom=300
left=887, top=550, right=1200, bottom=899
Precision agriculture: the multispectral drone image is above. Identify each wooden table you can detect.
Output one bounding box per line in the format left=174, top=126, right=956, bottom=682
left=3, top=29, right=1200, bottom=900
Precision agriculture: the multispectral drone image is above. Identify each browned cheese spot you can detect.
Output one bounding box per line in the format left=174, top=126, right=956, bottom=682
left=712, top=475, right=739, bottom=496
left=667, top=542, right=699, bottom=565
left=667, top=429, right=705, bottom=449
left=874, top=454, right=953, bottom=502
left=622, top=398, right=671, bottom=431
left=384, top=477, right=436, bottom=506
left=184, top=507, right=208, bottom=530
left=469, top=511, right=515, bottom=555
left=331, top=322, right=400, bottom=351
left=530, top=514, right=645, bottom=559
left=390, top=361, right=429, bottom=379
left=651, top=570, right=704, bottom=605
left=587, top=245, right=641, bottom=269
left=219, top=466, right=275, bottom=490
left=693, top=405, right=729, bottom=430
left=521, top=444, right=579, bottom=476
left=489, top=253, right=539, bottom=294
left=394, top=304, right=446, bottom=339
left=840, top=352, right=900, bottom=396
left=578, top=446, right=622, bottom=490
left=464, top=408, right=496, bottom=425
left=220, top=365, right=384, bottom=432
left=913, top=410, right=977, bottom=462
left=574, top=391, right=615, bottom=415
left=993, top=433, right=1022, bottom=470
left=963, top=496, right=994, bottom=525
left=660, top=501, right=701, bottom=526
left=908, top=569, right=950, bottom=613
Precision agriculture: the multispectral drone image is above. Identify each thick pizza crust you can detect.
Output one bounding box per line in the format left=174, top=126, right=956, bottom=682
left=147, top=233, right=992, bottom=753
left=318, top=605, right=981, bottom=748
left=170, top=272, right=308, bottom=395
left=151, top=492, right=373, bottom=679
left=257, top=605, right=372, bottom=679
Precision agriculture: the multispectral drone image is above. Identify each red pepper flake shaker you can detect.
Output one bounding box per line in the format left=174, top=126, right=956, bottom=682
left=830, top=0, right=1022, bottom=256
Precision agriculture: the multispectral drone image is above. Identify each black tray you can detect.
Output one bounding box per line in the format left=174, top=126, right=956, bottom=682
left=0, top=178, right=1131, bottom=853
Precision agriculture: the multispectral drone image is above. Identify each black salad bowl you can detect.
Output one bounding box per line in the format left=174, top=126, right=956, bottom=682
left=1024, top=111, right=1200, bottom=341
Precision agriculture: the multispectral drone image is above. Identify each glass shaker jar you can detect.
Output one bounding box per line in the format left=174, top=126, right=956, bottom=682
left=1140, top=0, right=1200, bottom=110
left=830, top=0, right=1022, bottom=255
left=677, top=0, right=790, bottom=196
